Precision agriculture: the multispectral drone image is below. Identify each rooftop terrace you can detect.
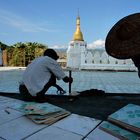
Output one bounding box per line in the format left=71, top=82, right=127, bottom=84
left=0, top=67, right=140, bottom=139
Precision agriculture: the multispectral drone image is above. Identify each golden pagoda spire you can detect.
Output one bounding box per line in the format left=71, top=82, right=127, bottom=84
left=72, top=11, right=84, bottom=41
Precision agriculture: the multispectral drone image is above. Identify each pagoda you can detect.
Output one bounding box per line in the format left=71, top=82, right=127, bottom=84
left=67, top=14, right=87, bottom=69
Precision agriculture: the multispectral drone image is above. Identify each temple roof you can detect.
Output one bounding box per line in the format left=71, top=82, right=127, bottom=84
left=72, top=15, right=84, bottom=41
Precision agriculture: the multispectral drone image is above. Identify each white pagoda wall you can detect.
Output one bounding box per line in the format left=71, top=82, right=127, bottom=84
left=80, top=48, right=136, bottom=71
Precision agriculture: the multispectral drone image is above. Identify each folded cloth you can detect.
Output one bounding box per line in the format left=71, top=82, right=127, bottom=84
left=11, top=102, right=71, bottom=124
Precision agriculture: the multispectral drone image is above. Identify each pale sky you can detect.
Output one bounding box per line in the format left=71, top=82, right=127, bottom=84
left=0, top=0, right=140, bottom=49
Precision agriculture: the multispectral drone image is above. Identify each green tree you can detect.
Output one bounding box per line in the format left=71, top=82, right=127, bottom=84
left=0, top=42, right=9, bottom=50
left=7, top=42, right=47, bottom=66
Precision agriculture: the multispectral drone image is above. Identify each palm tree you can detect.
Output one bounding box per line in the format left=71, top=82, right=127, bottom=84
left=8, top=42, right=47, bottom=66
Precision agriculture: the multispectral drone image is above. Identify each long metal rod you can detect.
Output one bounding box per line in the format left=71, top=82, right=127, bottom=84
left=69, top=70, right=72, bottom=95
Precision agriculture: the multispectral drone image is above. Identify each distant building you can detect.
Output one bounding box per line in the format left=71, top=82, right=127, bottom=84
left=67, top=15, right=136, bottom=71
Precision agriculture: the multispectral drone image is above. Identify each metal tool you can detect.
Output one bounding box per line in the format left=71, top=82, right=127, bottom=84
left=69, top=70, right=72, bottom=95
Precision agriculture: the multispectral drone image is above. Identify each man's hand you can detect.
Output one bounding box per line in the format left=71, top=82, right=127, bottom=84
left=63, top=76, right=73, bottom=83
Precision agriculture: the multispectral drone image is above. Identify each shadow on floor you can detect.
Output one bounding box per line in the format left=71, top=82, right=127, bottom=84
left=0, top=89, right=140, bottom=121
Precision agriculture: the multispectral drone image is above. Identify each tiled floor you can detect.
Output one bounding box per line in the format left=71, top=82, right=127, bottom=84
left=0, top=70, right=140, bottom=94
left=0, top=96, right=105, bottom=140
left=0, top=68, right=140, bottom=139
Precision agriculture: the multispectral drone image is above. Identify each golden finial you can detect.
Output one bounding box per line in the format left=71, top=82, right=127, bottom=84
left=72, top=10, right=84, bottom=41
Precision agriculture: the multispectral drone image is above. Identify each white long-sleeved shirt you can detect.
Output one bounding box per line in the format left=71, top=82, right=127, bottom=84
left=22, top=56, right=66, bottom=96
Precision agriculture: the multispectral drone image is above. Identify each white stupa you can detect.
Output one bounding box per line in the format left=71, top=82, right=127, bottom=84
left=67, top=14, right=87, bottom=69
left=67, top=15, right=136, bottom=71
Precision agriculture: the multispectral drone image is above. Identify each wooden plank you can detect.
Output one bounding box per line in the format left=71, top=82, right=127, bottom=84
left=86, top=127, right=119, bottom=140
left=108, top=104, right=140, bottom=134
left=53, top=114, right=101, bottom=136
left=25, top=126, right=83, bottom=140
left=99, top=121, right=140, bottom=140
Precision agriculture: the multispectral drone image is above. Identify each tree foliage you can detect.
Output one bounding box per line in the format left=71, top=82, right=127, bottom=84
left=0, top=42, right=9, bottom=50
left=4, top=42, right=47, bottom=66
